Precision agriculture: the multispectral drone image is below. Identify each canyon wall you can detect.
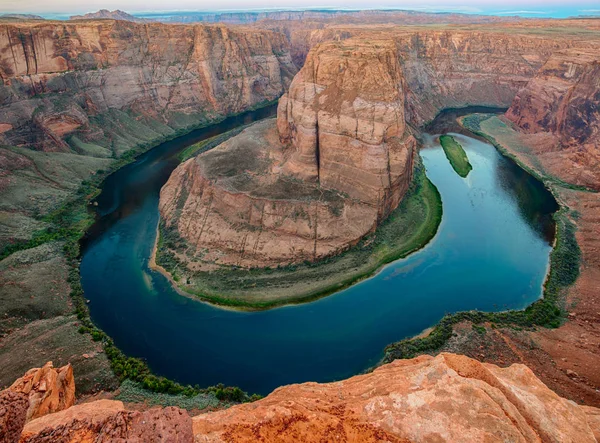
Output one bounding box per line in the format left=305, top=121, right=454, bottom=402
left=4, top=354, right=600, bottom=442
left=505, top=49, right=600, bottom=188
left=264, top=24, right=600, bottom=125
left=0, top=20, right=297, bottom=153
left=159, top=40, right=415, bottom=267
left=0, top=19, right=296, bottom=394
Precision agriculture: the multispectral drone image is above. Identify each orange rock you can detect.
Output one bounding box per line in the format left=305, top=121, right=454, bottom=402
left=191, top=353, right=600, bottom=442
left=0, top=390, right=29, bottom=443
left=8, top=362, right=75, bottom=422
left=19, top=400, right=193, bottom=443
left=8, top=354, right=600, bottom=442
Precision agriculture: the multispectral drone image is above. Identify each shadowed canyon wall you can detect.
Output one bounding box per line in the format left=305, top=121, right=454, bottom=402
left=505, top=49, right=600, bottom=188
left=0, top=20, right=297, bottom=393
left=0, top=20, right=297, bottom=153
left=261, top=23, right=600, bottom=125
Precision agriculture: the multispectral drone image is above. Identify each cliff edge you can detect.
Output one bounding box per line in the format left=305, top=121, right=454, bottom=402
left=3, top=354, right=599, bottom=442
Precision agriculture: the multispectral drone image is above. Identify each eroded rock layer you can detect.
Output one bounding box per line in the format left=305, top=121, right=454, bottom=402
left=159, top=40, right=415, bottom=267
left=277, top=40, right=415, bottom=210
left=6, top=355, right=600, bottom=442
left=8, top=362, right=75, bottom=422
left=0, top=20, right=296, bottom=152
left=506, top=49, right=600, bottom=188
left=263, top=23, right=600, bottom=125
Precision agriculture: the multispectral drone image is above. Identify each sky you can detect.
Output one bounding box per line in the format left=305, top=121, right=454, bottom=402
left=1, top=0, right=599, bottom=18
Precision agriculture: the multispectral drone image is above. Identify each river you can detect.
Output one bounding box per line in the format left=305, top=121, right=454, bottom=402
left=80, top=106, right=557, bottom=395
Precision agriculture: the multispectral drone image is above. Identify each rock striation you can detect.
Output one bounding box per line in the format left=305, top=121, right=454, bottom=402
left=0, top=20, right=296, bottom=152
left=191, top=353, right=600, bottom=442
left=5, top=354, right=600, bottom=442
left=159, top=40, right=416, bottom=267
left=267, top=24, right=600, bottom=124
left=506, top=49, right=600, bottom=188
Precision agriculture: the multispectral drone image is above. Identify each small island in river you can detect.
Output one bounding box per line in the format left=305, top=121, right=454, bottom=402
left=440, top=134, right=473, bottom=178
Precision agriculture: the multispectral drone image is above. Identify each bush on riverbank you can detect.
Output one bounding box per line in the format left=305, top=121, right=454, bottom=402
left=382, top=121, right=582, bottom=364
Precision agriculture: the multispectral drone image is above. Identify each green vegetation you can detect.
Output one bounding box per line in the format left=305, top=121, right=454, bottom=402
left=178, top=123, right=254, bottom=162
left=461, top=114, right=596, bottom=192
left=439, top=134, right=472, bottom=178
left=380, top=114, right=584, bottom=365
left=0, top=104, right=281, bottom=403
left=115, top=379, right=220, bottom=410
left=382, top=202, right=580, bottom=363
left=156, top=158, right=443, bottom=310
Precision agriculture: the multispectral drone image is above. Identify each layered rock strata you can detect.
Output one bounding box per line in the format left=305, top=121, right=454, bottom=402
left=159, top=40, right=416, bottom=267
left=0, top=20, right=296, bottom=152
left=7, top=362, right=75, bottom=422
left=506, top=49, right=600, bottom=188
left=262, top=23, right=600, bottom=124
left=5, top=354, right=600, bottom=442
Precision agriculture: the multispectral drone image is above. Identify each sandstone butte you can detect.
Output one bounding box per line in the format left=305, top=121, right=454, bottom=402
left=158, top=24, right=600, bottom=269
left=0, top=354, right=598, bottom=442
left=159, top=39, right=416, bottom=267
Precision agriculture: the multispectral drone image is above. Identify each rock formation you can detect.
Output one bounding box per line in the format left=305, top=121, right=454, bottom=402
left=506, top=49, right=600, bottom=188
left=7, top=362, right=75, bottom=422
left=0, top=20, right=296, bottom=152
left=159, top=40, right=416, bottom=267
left=264, top=24, right=600, bottom=124
left=4, top=354, right=600, bottom=442
left=0, top=390, right=28, bottom=443
left=19, top=400, right=193, bottom=442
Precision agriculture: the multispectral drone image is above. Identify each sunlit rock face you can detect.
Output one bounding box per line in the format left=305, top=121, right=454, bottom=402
left=11, top=354, right=600, bottom=442
left=277, top=40, right=415, bottom=211
left=159, top=40, right=416, bottom=268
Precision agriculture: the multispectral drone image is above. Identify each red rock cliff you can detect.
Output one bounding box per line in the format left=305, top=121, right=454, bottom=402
left=0, top=20, right=297, bottom=152
left=277, top=40, right=415, bottom=212
left=506, top=49, right=600, bottom=188
left=270, top=24, right=600, bottom=125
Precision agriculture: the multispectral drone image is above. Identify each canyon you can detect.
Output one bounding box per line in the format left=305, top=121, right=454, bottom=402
left=505, top=49, right=600, bottom=189
left=0, top=18, right=297, bottom=394
left=1, top=11, right=600, bottom=442
left=159, top=39, right=416, bottom=267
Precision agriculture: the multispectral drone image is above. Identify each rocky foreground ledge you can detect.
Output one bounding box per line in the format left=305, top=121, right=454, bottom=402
left=2, top=354, right=599, bottom=442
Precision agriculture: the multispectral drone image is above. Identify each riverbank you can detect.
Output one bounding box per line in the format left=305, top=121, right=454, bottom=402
left=378, top=112, right=600, bottom=407
left=0, top=103, right=279, bottom=402
left=153, top=157, right=443, bottom=310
